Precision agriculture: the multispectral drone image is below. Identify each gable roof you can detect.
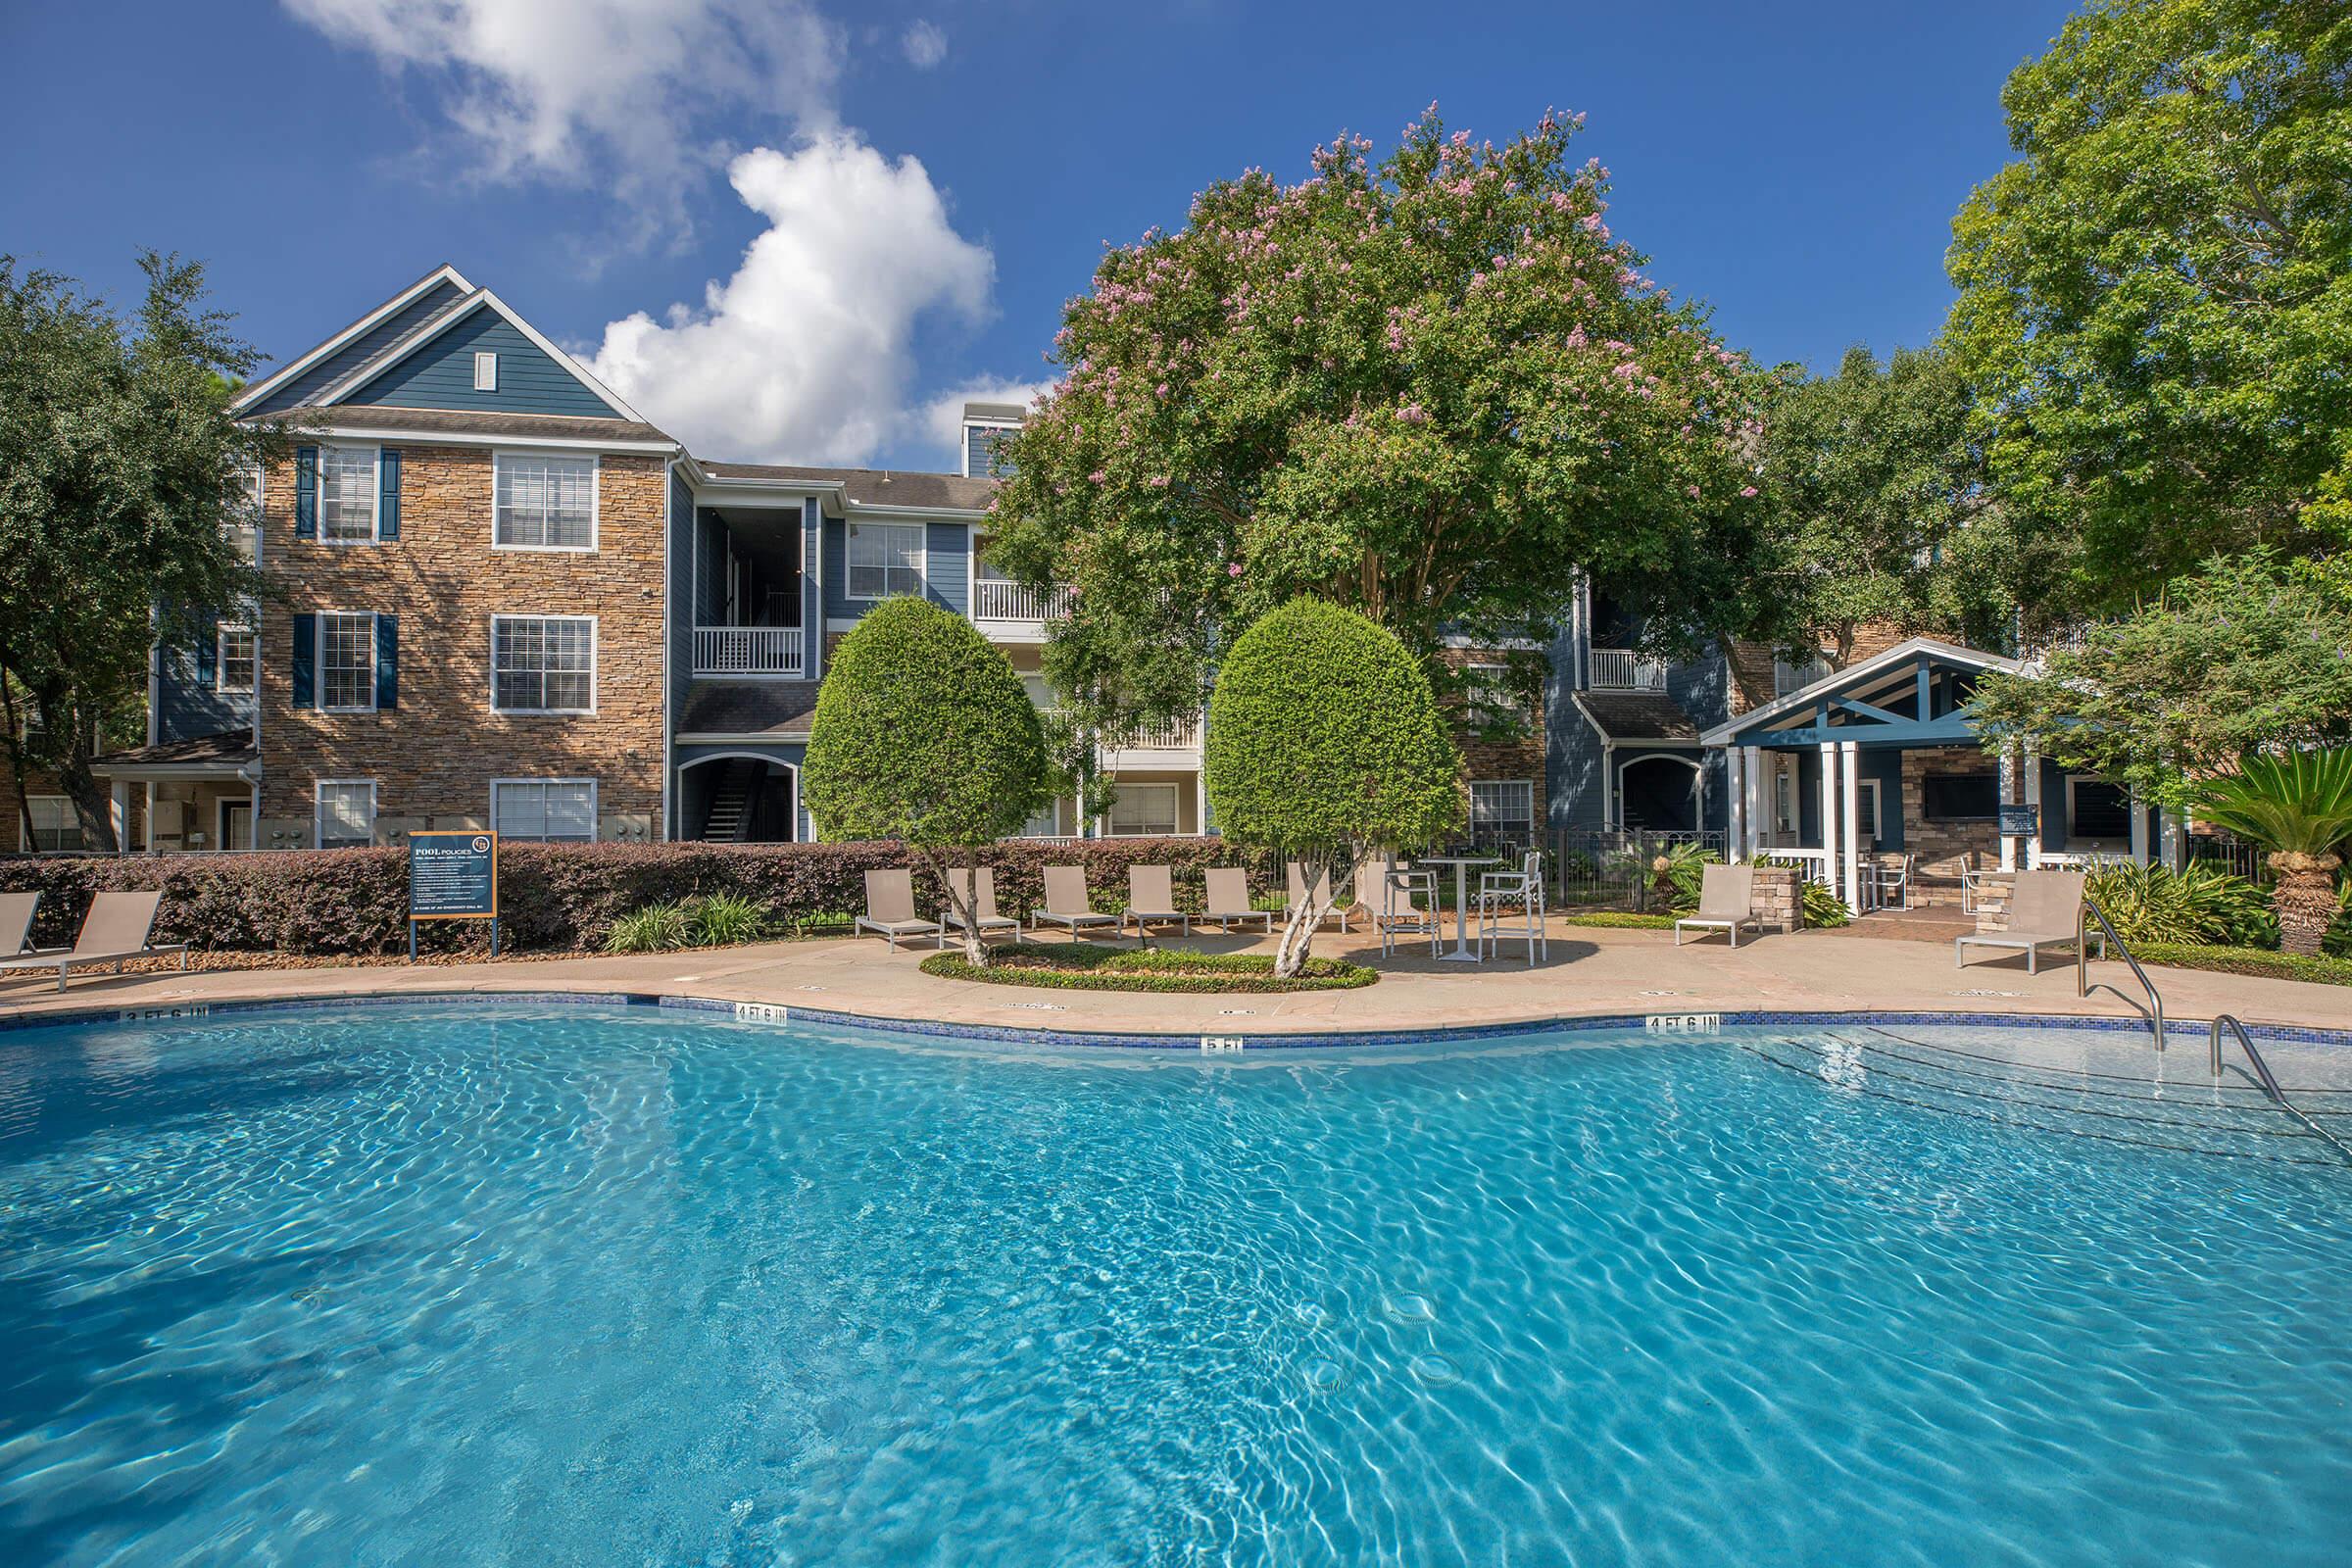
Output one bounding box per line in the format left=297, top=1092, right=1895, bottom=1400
left=694, top=460, right=1000, bottom=514
left=1574, top=690, right=1704, bottom=743
left=309, top=286, right=647, bottom=422
left=261, top=405, right=678, bottom=450
left=232, top=265, right=473, bottom=416
left=1701, top=637, right=2020, bottom=748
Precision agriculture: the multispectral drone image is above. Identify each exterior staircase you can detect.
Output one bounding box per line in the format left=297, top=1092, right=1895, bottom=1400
left=699, top=759, right=760, bottom=842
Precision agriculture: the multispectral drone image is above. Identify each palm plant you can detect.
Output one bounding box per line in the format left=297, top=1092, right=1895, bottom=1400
left=2193, top=748, right=2352, bottom=956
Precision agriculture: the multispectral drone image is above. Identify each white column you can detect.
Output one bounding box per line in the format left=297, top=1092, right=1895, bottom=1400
left=2164, top=808, right=2187, bottom=870
left=1743, top=748, right=1767, bottom=854
left=2023, top=744, right=2043, bottom=868
left=1819, top=741, right=1840, bottom=904
left=1601, top=742, right=1617, bottom=832
left=109, top=782, right=128, bottom=854
left=1998, top=745, right=2018, bottom=871
left=1726, top=749, right=1746, bottom=862
left=2129, top=788, right=2150, bottom=866
left=1839, top=740, right=1863, bottom=909
left=143, top=781, right=156, bottom=853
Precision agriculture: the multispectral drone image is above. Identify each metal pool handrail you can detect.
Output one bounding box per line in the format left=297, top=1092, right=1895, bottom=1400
left=2076, top=899, right=2164, bottom=1049
left=2211, top=1013, right=2352, bottom=1167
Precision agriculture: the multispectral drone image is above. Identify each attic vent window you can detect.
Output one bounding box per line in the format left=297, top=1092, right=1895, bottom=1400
left=473, top=352, right=498, bottom=392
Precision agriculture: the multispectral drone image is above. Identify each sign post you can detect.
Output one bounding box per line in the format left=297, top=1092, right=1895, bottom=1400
left=408, top=830, right=499, bottom=959
left=1996, top=803, right=2039, bottom=865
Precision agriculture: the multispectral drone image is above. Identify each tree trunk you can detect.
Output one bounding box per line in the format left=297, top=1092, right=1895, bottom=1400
left=60, top=728, right=119, bottom=855
left=2269, top=851, right=2341, bottom=958
left=914, top=845, right=992, bottom=967
left=1272, top=853, right=1349, bottom=979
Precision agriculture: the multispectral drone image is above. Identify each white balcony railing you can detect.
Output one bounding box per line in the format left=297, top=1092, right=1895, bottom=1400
left=1590, top=648, right=1669, bottom=691
left=693, top=625, right=804, bottom=676
left=974, top=579, right=1076, bottom=621
left=1122, top=715, right=1200, bottom=750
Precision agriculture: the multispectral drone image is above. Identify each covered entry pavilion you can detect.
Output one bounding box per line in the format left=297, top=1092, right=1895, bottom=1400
left=1701, top=639, right=2186, bottom=913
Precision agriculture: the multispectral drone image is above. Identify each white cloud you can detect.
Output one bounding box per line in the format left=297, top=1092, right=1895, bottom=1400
left=282, top=0, right=841, bottom=213
left=589, top=135, right=997, bottom=465
left=902, top=19, right=948, bottom=70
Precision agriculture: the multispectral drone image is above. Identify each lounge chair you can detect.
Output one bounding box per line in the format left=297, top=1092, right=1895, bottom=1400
left=1954, top=868, right=2098, bottom=974
left=1, top=891, right=54, bottom=957
left=1285, top=861, right=1350, bottom=932
left=1122, top=864, right=1191, bottom=937
left=0, top=890, right=187, bottom=992
left=1031, top=865, right=1120, bottom=939
left=1675, top=864, right=1763, bottom=948
left=938, top=866, right=1021, bottom=948
left=855, top=868, right=943, bottom=952
left=1200, top=867, right=1272, bottom=934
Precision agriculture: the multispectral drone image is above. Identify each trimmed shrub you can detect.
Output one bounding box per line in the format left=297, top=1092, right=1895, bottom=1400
left=1558, top=911, right=1678, bottom=930
left=920, top=942, right=1378, bottom=994
left=0, top=838, right=1275, bottom=957
left=2133, top=943, right=2352, bottom=989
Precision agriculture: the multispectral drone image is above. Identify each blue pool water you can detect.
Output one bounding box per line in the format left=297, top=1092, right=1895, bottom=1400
left=2, top=1004, right=2349, bottom=1566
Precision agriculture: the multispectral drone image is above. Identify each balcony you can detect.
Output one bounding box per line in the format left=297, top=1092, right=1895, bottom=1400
left=693, top=625, right=803, bottom=676
left=974, top=579, right=1075, bottom=622
left=1590, top=648, right=1669, bottom=691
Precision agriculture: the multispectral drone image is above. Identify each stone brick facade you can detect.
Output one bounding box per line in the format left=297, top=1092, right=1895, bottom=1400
left=1441, top=648, right=1546, bottom=832
left=1897, top=746, right=2001, bottom=903
left=255, top=446, right=668, bottom=848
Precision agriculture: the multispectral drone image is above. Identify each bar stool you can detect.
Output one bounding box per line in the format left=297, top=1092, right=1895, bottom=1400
left=1475, top=848, right=1547, bottom=962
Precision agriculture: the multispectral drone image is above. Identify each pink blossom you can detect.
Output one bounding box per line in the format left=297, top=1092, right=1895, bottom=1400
left=1740, top=486, right=1758, bottom=498
left=1088, top=470, right=1106, bottom=484
left=1399, top=402, right=1429, bottom=423
left=1148, top=475, right=1170, bottom=488
left=1687, top=485, right=1700, bottom=498
left=1227, top=562, right=1244, bottom=577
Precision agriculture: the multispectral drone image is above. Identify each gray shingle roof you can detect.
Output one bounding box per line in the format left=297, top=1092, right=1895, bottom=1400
left=253, top=405, right=677, bottom=445
left=92, top=729, right=257, bottom=772
left=1576, top=691, right=1703, bottom=742
left=679, top=680, right=824, bottom=737
left=699, top=462, right=1000, bottom=513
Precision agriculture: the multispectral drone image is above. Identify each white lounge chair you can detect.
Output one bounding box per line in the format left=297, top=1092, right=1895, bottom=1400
left=1031, top=865, right=1120, bottom=938
left=855, top=868, right=943, bottom=952
left=1675, top=863, right=1763, bottom=948
left=1200, top=867, right=1272, bottom=934
left=938, top=866, right=1021, bottom=948
left=1955, top=869, right=2098, bottom=974
left=1285, top=861, right=1350, bottom=932
left=0, top=890, right=187, bottom=992
left=0, top=891, right=55, bottom=958
left=1122, top=864, right=1191, bottom=937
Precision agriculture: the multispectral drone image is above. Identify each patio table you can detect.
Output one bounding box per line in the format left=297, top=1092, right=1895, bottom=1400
left=1416, top=855, right=1501, bottom=963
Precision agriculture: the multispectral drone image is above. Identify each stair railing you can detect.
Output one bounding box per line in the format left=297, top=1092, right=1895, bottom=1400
left=2076, top=899, right=2164, bottom=1048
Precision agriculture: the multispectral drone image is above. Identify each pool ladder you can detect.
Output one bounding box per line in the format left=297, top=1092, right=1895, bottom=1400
left=2211, top=1013, right=2352, bottom=1167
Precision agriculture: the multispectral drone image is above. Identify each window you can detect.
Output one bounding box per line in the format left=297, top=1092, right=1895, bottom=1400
left=492, top=779, right=597, bottom=842
left=495, top=454, right=597, bottom=550
left=24, top=796, right=81, bottom=853
left=318, top=447, right=378, bottom=542
left=315, top=779, right=375, bottom=850
left=225, top=458, right=262, bottom=562
left=1470, top=780, right=1535, bottom=843
left=1922, top=772, right=1998, bottom=821
left=1019, top=802, right=1061, bottom=839
left=318, top=612, right=376, bottom=710
left=492, top=615, right=595, bottom=712
left=217, top=624, right=257, bottom=694
left=2068, top=777, right=2132, bottom=841
left=1107, top=783, right=1180, bottom=837
left=473, top=351, right=499, bottom=391
left=1465, top=662, right=1518, bottom=726
left=847, top=522, right=923, bottom=600
left=1774, top=767, right=1795, bottom=833
left=1852, top=779, right=1886, bottom=844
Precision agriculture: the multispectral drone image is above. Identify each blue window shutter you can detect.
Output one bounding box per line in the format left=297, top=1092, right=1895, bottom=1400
left=378, top=448, right=401, bottom=539
left=295, top=447, right=318, bottom=538
left=375, top=613, right=398, bottom=710
left=195, top=627, right=218, bottom=691
left=291, top=613, right=316, bottom=708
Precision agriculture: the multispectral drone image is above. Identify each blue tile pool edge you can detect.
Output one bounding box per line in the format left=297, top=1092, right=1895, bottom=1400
left=0, top=989, right=2345, bottom=1052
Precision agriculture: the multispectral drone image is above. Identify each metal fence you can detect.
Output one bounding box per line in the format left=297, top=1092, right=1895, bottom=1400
left=2187, top=832, right=2269, bottom=884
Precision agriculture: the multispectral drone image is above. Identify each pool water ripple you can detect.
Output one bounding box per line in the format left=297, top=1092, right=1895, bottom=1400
left=2, top=1004, right=2348, bottom=1566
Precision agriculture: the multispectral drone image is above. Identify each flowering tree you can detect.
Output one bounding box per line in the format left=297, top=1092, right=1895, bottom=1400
left=987, top=108, right=1771, bottom=749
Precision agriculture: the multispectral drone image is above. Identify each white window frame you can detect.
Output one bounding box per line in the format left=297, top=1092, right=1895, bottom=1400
left=1853, top=778, right=1886, bottom=844
left=1106, top=782, right=1181, bottom=837
left=1774, top=764, right=1796, bottom=834
left=317, top=611, right=378, bottom=713
left=489, top=614, right=598, bottom=715
left=473, top=351, right=499, bottom=392
left=490, top=778, right=600, bottom=842
left=2065, top=774, right=2132, bottom=848
left=226, top=457, right=263, bottom=564
left=846, top=521, right=925, bottom=602
left=1465, top=662, right=1517, bottom=726
left=1469, top=779, right=1536, bottom=836
left=317, top=445, right=381, bottom=545
left=314, top=778, right=377, bottom=851
left=492, top=450, right=600, bottom=553
left=216, top=621, right=258, bottom=694
left=22, top=795, right=82, bottom=853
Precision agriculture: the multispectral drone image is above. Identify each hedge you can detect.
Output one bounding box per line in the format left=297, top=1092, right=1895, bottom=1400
left=920, top=943, right=1378, bottom=994
left=0, top=839, right=1280, bottom=956
left=2132, top=943, right=2352, bottom=989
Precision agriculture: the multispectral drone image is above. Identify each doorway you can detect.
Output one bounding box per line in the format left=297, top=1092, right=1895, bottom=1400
left=219, top=798, right=253, bottom=852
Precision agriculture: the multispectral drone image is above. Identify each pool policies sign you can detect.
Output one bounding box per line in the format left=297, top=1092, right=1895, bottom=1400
left=408, top=830, right=500, bottom=958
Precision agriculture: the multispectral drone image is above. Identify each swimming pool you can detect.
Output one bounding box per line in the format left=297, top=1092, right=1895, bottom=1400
left=3, top=1002, right=2348, bottom=1565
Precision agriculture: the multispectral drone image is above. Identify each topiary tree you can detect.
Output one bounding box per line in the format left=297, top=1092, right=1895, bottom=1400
left=1205, top=599, right=1463, bottom=976
left=802, top=597, right=1049, bottom=966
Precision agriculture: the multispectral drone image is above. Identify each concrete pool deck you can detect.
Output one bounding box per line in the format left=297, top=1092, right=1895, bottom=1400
left=1, top=920, right=2343, bottom=1039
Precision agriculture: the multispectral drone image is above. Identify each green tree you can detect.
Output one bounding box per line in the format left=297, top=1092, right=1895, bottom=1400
left=802, top=597, right=1049, bottom=965
left=1968, top=551, right=2352, bottom=807
left=1944, top=0, right=2352, bottom=613
left=0, top=254, right=272, bottom=850
left=2192, top=747, right=2352, bottom=955
left=1204, top=599, right=1463, bottom=976
left=987, top=108, right=1771, bottom=757
left=1752, top=344, right=2041, bottom=664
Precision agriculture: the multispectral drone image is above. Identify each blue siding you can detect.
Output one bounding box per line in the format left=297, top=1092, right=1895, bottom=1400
left=245, top=279, right=466, bottom=416
left=344, top=310, right=622, bottom=418
left=156, top=639, right=254, bottom=744
left=1544, top=625, right=1606, bottom=828
left=802, top=500, right=822, bottom=677
left=924, top=522, right=969, bottom=615
left=821, top=518, right=852, bottom=621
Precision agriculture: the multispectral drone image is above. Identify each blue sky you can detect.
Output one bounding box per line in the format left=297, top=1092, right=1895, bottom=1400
left=0, top=1, right=2075, bottom=468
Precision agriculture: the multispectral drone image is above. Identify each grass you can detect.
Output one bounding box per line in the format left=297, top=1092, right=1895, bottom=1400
left=1557, top=911, right=1678, bottom=930
left=2132, top=944, right=2352, bottom=988
left=920, top=941, right=1378, bottom=993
